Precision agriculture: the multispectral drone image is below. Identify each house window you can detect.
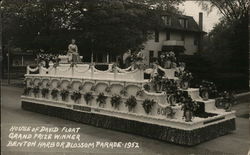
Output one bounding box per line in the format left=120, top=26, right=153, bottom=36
left=155, top=30, right=159, bottom=42
left=179, top=18, right=188, bottom=28
left=166, top=31, right=170, bottom=40
left=161, top=16, right=171, bottom=26
left=149, top=50, right=154, bottom=63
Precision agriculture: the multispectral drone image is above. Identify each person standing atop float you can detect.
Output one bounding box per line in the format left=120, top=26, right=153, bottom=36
left=68, top=39, right=80, bottom=63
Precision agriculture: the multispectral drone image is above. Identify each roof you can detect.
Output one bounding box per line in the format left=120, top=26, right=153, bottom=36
left=161, top=13, right=206, bottom=34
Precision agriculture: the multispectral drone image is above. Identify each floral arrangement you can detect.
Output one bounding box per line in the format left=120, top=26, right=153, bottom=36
left=181, top=95, right=199, bottom=122
left=23, top=87, right=32, bottom=96
left=179, top=71, right=193, bottom=82
left=111, top=95, right=122, bottom=109
left=215, top=91, right=236, bottom=112
left=136, top=89, right=144, bottom=97
left=36, top=53, right=60, bottom=66
left=142, top=99, right=156, bottom=114
left=71, top=91, right=82, bottom=103
left=41, top=88, right=49, bottom=98
left=51, top=89, right=59, bottom=100
left=84, top=92, right=94, bottom=105
left=105, top=86, right=112, bottom=93
left=125, top=96, right=137, bottom=112
left=143, top=83, right=150, bottom=92
left=162, top=79, right=178, bottom=94
left=33, top=86, right=40, bottom=97
left=151, top=74, right=163, bottom=92
left=120, top=88, right=128, bottom=96
left=60, top=89, right=69, bottom=101
left=175, top=90, right=187, bottom=103
left=199, top=80, right=218, bottom=99
left=96, top=93, right=108, bottom=107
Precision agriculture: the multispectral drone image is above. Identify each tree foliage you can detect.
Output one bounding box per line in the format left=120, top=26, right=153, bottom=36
left=1, top=0, right=183, bottom=59
left=197, top=0, right=249, bottom=23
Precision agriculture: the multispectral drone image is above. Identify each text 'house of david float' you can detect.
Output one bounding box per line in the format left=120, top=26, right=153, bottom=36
left=21, top=53, right=236, bottom=146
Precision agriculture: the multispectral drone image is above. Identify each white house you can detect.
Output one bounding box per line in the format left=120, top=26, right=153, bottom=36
left=141, top=12, right=206, bottom=65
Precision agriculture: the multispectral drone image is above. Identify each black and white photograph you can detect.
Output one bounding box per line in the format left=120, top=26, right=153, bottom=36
left=0, top=0, right=249, bottom=154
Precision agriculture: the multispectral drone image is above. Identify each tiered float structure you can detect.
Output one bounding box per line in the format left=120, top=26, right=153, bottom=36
left=21, top=57, right=236, bottom=146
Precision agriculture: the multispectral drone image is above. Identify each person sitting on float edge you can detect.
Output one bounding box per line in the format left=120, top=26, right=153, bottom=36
left=68, top=39, right=81, bottom=63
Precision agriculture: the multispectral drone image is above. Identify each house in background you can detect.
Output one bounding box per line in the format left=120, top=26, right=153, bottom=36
left=141, top=12, right=206, bottom=65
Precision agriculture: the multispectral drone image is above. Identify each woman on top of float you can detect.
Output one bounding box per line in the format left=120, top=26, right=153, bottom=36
left=68, top=39, right=81, bottom=63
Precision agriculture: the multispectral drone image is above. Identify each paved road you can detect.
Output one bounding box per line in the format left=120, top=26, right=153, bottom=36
left=1, top=86, right=249, bottom=155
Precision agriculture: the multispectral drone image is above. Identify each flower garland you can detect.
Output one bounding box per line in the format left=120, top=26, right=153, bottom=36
left=125, top=96, right=137, bottom=112
left=142, top=99, right=156, bottom=114
left=110, top=95, right=122, bottom=109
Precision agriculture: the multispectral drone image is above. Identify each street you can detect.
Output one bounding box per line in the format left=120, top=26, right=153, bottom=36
left=1, top=85, right=249, bottom=155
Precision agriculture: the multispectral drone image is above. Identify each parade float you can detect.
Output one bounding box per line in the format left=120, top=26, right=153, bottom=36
left=21, top=53, right=236, bottom=146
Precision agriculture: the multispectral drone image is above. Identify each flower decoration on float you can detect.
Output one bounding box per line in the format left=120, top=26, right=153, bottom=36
left=51, top=89, right=59, bottom=100
left=215, top=91, right=236, bottom=112
left=23, top=87, right=32, bottom=96
left=199, top=80, right=218, bottom=100
left=136, top=89, right=144, bottom=97
left=71, top=91, right=82, bottom=103
left=181, top=95, right=199, bottom=122
left=60, top=89, right=69, bottom=101
left=33, top=86, right=40, bottom=97
left=125, top=96, right=137, bottom=112
left=41, top=88, right=49, bottom=98
left=143, top=83, right=150, bottom=92
left=111, top=94, right=122, bottom=109
left=84, top=92, right=94, bottom=105
left=96, top=93, right=108, bottom=107
left=142, top=99, right=156, bottom=114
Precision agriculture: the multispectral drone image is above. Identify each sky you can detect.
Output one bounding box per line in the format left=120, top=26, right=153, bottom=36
left=178, top=1, right=223, bottom=32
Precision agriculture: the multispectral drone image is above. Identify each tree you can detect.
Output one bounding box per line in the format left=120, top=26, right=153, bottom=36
left=198, top=0, right=249, bottom=91
left=1, top=0, right=183, bottom=60
left=197, top=0, right=249, bottom=23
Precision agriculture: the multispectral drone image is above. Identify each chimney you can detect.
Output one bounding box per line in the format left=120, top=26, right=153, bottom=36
left=199, top=12, right=203, bottom=31
left=198, top=12, right=203, bottom=52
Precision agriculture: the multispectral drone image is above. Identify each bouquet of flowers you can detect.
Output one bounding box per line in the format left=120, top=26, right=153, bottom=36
left=125, top=96, right=137, bottom=112
left=111, top=95, right=122, bottom=109
left=96, top=93, right=108, bottom=107
left=142, top=99, right=156, bottom=114
left=199, top=80, right=218, bottom=99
